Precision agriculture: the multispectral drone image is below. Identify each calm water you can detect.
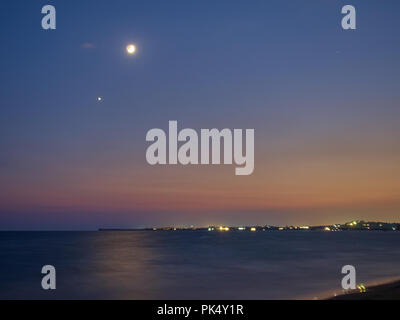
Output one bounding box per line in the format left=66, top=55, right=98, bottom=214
left=0, top=231, right=399, bottom=299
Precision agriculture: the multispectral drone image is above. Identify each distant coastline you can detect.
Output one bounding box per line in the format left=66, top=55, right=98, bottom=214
left=99, top=220, right=400, bottom=232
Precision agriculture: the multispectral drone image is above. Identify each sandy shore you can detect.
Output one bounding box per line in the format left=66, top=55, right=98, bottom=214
left=330, top=279, right=400, bottom=300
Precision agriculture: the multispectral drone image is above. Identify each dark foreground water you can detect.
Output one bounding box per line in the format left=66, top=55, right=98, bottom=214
left=0, top=231, right=399, bottom=299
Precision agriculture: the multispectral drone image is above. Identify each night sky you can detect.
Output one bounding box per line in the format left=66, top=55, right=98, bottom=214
left=1, top=0, right=399, bottom=229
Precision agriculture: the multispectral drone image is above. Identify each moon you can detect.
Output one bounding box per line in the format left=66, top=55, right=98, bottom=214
left=126, top=44, right=136, bottom=55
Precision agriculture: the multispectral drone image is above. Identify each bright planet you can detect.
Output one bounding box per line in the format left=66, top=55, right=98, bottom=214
left=126, top=44, right=136, bottom=54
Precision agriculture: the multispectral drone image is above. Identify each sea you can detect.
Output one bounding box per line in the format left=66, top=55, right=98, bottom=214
left=0, top=230, right=399, bottom=299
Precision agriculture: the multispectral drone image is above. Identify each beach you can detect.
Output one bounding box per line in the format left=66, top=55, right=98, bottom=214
left=331, top=279, right=400, bottom=300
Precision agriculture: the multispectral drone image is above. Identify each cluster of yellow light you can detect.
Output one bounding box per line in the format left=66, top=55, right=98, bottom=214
left=300, top=226, right=310, bottom=230
left=278, top=227, right=284, bottom=231
left=219, top=226, right=229, bottom=231
left=238, top=227, right=245, bottom=231
left=357, top=284, right=367, bottom=293
left=324, top=227, right=331, bottom=231
left=250, top=227, right=256, bottom=232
